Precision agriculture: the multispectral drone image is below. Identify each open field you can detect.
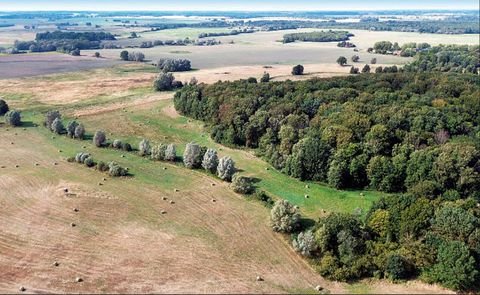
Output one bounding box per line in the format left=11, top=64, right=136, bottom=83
left=0, top=53, right=123, bottom=79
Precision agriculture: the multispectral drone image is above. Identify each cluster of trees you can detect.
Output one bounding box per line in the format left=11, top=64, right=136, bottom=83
left=119, top=51, right=145, bottom=62
left=153, top=73, right=191, bottom=91
left=44, top=110, right=85, bottom=139
left=70, top=152, right=128, bottom=177
left=369, top=41, right=431, bottom=57
left=404, top=45, right=479, bottom=74
left=139, top=38, right=221, bottom=48
left=174, top=72, right=479, bottom=199
left=198, top=28, right=255, bottom=38
left=35, top=31, right=115, bottom=41
left=157, top=58, right=192, bottom=72
left=283, top=30, right=353, bottom=43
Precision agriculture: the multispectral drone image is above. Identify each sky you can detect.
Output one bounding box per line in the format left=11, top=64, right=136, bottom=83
left=0, top=0, right=478, bottom=11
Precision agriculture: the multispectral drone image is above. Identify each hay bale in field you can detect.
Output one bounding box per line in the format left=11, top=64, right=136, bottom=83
left=53, top=162, right=58, bottom=165
left=162, top=197, right=167, bottom=200
left=211, top=183, right=215, bottom=186
left=10, top=142, right=14, bottom=145
left=98, top=182, right=103, bottom=186
left=170, top=200, right=175, bottom=204
left=161, top=210, right=166, bottom=214
left=305, top=184, right=309, bottom=189
left=19, top=286, right=26, bottom=292
left=15, top=164, right=19, bottom=168
left=63, top=188, right=69, bottom=193
left=34, top=163, right=39, bottom=166
left=174, top=189, right=179, bottom=192
left=75, top=277, right=83, bottom=283
left=256, top=275, right=263, bottom=281
left=315, top=285, right=323, bottom=292
left=70, top=222, right=76, bottom=227
left=304, top=195, right=309, bottom=199
left=58, top=150, right=62, bottom=153
left=73, top=208, right=79, bottom=212
left=0, top=166, right=5, bottom=168
left=212, top=199, right=216, bottom=202
left=53, top=261, right=59, bottom=267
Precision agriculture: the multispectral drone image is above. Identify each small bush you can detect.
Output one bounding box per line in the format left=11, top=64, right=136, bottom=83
left=75, top=152, right=91, bottom=164
left=153, top=72, right=175, bottom=91
left=231, top=174, right=255, bottom=194
left=122, top=142, right=132, bottom=152
left=151, top=143, right=167, bottom=161
left=94, top=52, right=100, bottom=58
left=385, top=254, right=411, bottom=281
left=0, top=99, right=9, bottom=116
left=66, top=156, right=75, bottom=162
left=108, top=162, right=128, bottom=177
left=270, top=199, right=300, bottom=233
left=202, top=148, right=218, bottom=173
left=96, top=161, right=109, bottom=172
left=292, top=64, right=304, bottom=75
left=93, top=130, right=106, bottom=147
left=120, top=50, right=129, bottom=61
left=112, top=139, right=123, bottom=149
left=292, top=230, right=317, bottom=257
left=66, top=121, right=79, bottom=138
left=45, top=110, right=61, bottom=129
left=351, top=55, right=360, bottom=62
left=4, top=110, right=21, bottom=126
left=260, top=72, right=270, bottom=83
left=252, top=190, right=274, bottom=207
left=51, top=118, right=64, bottom=134
left=164, top=144, right=176, bottom=161
left=74, top=124, right=85, bottom=140
left=217, top=156, right=235, bottom=181
left=138, top=139, right=151, bottom=156
left=84, top=157, right=95, bottom=167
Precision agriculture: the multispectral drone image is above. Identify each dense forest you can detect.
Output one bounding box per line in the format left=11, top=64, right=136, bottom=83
left=174, top=69, right=480, bottom=290
left=283, top=30, right=353, bottom=43
left=35, top=31, right=116, bottom=41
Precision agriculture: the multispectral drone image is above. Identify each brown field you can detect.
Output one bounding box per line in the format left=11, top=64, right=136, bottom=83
left=0, top=53, right=123, bottom=79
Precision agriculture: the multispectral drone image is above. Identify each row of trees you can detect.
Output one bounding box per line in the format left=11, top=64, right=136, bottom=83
left=283, top=30, right=353, bottom=43
left=156, top=58, right=192, bottom=72
left=120, top=51, right=145, bottom=62
left=1, top=99, right=21, bottom=127
left=44, top=110, right=85, bottom=139
left=70, top=152, right=128, bottom=177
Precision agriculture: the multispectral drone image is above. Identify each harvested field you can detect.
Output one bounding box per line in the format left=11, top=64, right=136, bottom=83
left=0, top=53, right=123, bottom=79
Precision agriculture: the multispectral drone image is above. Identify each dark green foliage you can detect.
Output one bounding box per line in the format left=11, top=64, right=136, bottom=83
left=96, top=161, right=109, bottom=172
left=84, top=157, right=95, bottom=167
left=66, top=121, right=78, bottom=138
left=51, top=118, right=64, bottom=134
left=44, top=110, right=61, bottom=129
left=260, top=72, right=270, bottom=83
left=361, top=64, right=371, bottom=73
left=153, top=72, right=177, bottom=91
left=108, top=162, right=128, bottom=177
left=93, top=130, right=106, bottom=147
left=74, top=124, right=85, bottom=139
left=120, top=50, right=129, bottom=61
left=291, top=64, right=304, bottom=75
left=174, top=73, right=479, bottom=199
left=432, top=204, right=477, bottom=241
left=385, top=254, right=411, bottom=280
left=4, top=110, right=21, bottom=126
left=0, top=99, right=9, bottom=116
left=350, top=66, right=359, bottom=74
left=122, top=142, right=132, bottom=151
left=283, top=30, right=353, bottom=43
left=351, top=55, right=360, bottom=62
left=247, top=77, right=257, bottom=83
left=424, top=240, right=478, bottom=290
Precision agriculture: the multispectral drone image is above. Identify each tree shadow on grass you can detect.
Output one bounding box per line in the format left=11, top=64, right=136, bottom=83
left=299, top=217, right=316, bottom=231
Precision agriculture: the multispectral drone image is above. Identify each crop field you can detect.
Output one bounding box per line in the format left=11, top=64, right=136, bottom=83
left=0, top=65, right=453, bottom=294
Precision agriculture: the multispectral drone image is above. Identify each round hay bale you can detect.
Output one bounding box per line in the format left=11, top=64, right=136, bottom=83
left=63, top=188, right=69, bottom=193
left=19, top=286, right=26, bottom=292
left=23, top=128, right=26, bottom=131
left=163, top=167, right=167, bottom=170
left=73, top=208, right=79, bottom=212
left=14, top=132, right=17, bottom=135
left=121, top=154, right=125, bottom=158
left=75, top=277, right=83, bottom=283
left=10, top=142, right=14, bottom=145
left=98, top=183, right=103, bottom=186
left=53, top=162, right=58, bottom=166
left=211, top=183, right=215, bottom=186
left=212, top=199, right=216, bottom=203
left=0, top=166, right=5, bottom=168
left=304, top=194, right=309, bottom=199
left=359, top=192, right=364, bottom=197
left=305, top=184, right=309, bottom=189
left=256, top=275, right=263, bottom=281
left=53, top=261, right=59, bottom=267
left=265, top=167, right=269, bottom=171
left=174, top=189, right=179, bottom=192
left=70, top=223, right=76, bottom=227
left=34, top=163, right=39, bottom=166
left=161, top=210, right=166, bottom=214
left=162, top=197, right=167, bottom=200
left=58, top=150, right=62, bottom=153
left=103, top=177, right=107, bottom=181
left=170, top=200, right=175, bottom=204
left=315, top=285, right=323, bottom=292
left=52, top=136, right=55, bottom=139
left=15, top=165, right=19, bottom=168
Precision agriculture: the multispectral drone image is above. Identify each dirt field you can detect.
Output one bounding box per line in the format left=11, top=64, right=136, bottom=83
left=0, top=53, right=123, bottom=79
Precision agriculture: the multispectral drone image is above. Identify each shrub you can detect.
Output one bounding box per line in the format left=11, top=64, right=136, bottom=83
left=164, top=144, right=176, bottom=161
left=351, top=55, right=360, bottom=62
left=350, top=66, right=359, bottom=74
left=270, top=199, right=300, bottom=233
left=260, top=72, right=270, bottom=82
left=183, top=142, right=202, bottom=169
left=45, top=110, right=61, bottom=129
left=336, top=56, right=347, bottom=66
left=201, top=148, right=218, bottom=173
left=75, top=152, right=90, bottom=164
left=74, top=124, right=85, bottom=139
left=120, top=50, right=129, bottom=61
left=84, top=157, right=95, bottom=167
left=231, top=174, right=255, bottom=194
left=361, top=64, right=371, bottom=73
left=96, top=161, right=109, bottom=172
left=375, top=66, right=383, bottom=73
left=217, top=156, right=235, bottom=181
left=138, top=139, right=151, bottom=156
left=157, top=58, right=191, bottom=72
left=151, top=143, right=167, bottom=161
left=66, top=121, right=79, bottom=138
left=93, top=130, right=106, bottom=147
left=292, top=230, right=317, bottom=257
left=122, top=142, right=132, bottom=152
left=4, top=110, right=21, bottom=126
left=0, top=99, right=9, bottom=116
left=292, top=64, right=304, bottom=75
left=112, top=139, right=123, bottom=149
left=371, top=58, right=377, bottom=64
left=247, top=77, right=257, bottom=83
left=70, top=48, right=80, bottom=56
left=385, top=254, right=410, bottom=280
left=51, top=118, right=64, bottom=134
left=108, top=162, right=128, bottom=177
left=94, top=52, right=100, bottom=58
left=153, top=72, right=175, bottom=91
left=253, top=190, right=274, bottom=207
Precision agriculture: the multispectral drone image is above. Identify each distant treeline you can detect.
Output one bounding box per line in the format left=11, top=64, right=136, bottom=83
left=198, top=28, right=255, bottom=38
left=283, top=30, right=353, bottom=43
left=35, top=31, right=116, bottom=41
